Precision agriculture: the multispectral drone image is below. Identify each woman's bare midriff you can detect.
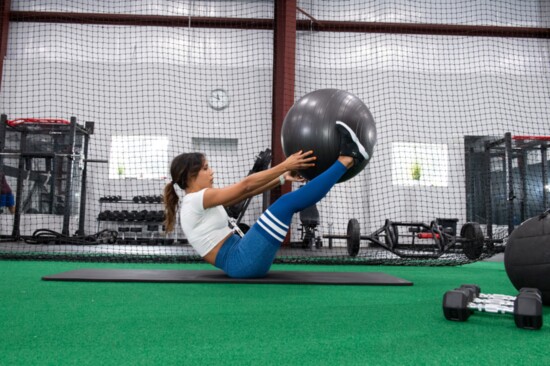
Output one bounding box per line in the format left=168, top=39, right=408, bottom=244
left=203, top=232, right=233, bottom=265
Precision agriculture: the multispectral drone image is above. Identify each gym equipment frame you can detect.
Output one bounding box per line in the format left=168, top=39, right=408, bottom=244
left=0, top=114, right=97, bottom=239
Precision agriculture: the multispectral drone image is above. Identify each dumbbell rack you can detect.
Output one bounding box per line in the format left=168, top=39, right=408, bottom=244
left=97, top=196, right=175, bottom=245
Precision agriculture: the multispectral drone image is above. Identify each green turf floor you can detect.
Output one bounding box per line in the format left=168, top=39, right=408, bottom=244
left=0, top=260, right=548, bottom=366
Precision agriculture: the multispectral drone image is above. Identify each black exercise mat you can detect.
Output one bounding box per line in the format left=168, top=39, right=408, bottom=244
left=42, top=269, right=413, bottom=286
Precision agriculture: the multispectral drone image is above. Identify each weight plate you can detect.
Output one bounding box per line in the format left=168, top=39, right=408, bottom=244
left=430, top=220, right=446, bottom=251
left=460, top=222, right=484, bottom=260
left=347, top=218, right=361, bottom=257
left=384, top=220, right=398, bottom=250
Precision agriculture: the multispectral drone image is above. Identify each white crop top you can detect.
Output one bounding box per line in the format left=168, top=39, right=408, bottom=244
left=179, top=188, right=232, bottom=257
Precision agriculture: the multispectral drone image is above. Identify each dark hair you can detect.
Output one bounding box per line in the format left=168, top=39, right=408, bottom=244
left=163, top=152, right=205, bottom=233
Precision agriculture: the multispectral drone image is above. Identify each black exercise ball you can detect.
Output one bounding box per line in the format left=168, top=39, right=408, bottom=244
left=504, top=213, right=550, bottom=305
left=281, top=89, right=376, bottom=182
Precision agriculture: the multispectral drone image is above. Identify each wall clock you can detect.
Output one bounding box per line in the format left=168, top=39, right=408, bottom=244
left=208, top=88, right=230, bottom=111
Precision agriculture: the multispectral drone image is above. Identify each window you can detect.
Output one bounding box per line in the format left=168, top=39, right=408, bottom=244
left=109, top=135, right=169, bottom=179
left=391, top=142, right=448, bottom=187
left=191, top=137, right=239, bottom=177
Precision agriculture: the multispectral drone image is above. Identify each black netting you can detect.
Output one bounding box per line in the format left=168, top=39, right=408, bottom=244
left=1, top=0, right=549, bottom=265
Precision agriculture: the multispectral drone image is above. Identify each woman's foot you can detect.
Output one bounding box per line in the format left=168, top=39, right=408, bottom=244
left=336, top=121, right=369, bottom=165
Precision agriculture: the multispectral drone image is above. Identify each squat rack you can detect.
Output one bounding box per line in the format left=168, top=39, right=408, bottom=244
left=484, top=132, right=549, bottom=238
left=0, top=114, right=95, bottom=239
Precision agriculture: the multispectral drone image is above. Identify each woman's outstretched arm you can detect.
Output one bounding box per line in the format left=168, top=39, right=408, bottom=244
left=223, top=171, right=304, bottom=208
left=203, top=150, right=315, bottom=209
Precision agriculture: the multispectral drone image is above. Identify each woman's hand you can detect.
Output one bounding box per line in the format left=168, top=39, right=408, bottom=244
left=283, top=170, right=305, bottom=183
left=282, top=150, right=316, bottom=171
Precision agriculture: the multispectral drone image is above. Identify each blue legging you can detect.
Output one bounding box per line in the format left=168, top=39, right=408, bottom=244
left=0, top=193, right=15, bottom=208
left=215, top=160, right=347, bottom=278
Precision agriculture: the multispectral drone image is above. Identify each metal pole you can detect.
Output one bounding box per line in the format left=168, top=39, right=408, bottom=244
left=504, top=132, right=515, bottom=234
left=62, top=117, right=77, bottom=236
left=484, top=141, right=493, bottom=239
left=12, top=130, right=26, bottom=239
left=518, top=149, right=527, bottom=223
left=77, top=128, right=90, bottom=236
left=542, top=144, right=548, bottom=211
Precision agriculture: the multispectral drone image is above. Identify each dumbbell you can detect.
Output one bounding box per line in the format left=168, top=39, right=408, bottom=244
left=127, top=210, right=138, bottom=221
left=100, top=195, right=122, bottom=202
left=442, top=285, right=543, bottom=330
left=110, top=210, right=119, bottom=221
left=135, top=210, right=148, bottom=221
left=120, top=210, right=130, bottom=221
left=156, top=210, right=165, bottom=222
left=133, top=196, right=148, bottom=203
left=102, top=210, right=115, bottom=221
left=145, top=210, right=158, bottom=222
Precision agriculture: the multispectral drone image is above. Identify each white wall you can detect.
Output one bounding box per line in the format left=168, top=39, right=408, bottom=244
left=2, top=1, right=550, bottom=240
left=294, top=31, right=550, bottom=236
left=0, top=23, right=274, bottom=236
left=12, top=0, right=275, bottom=18
left=297, top=0, right=549, bottom=27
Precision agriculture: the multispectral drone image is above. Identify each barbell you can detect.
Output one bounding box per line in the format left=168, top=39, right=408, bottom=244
left=323, top=218, right=486, bottom=259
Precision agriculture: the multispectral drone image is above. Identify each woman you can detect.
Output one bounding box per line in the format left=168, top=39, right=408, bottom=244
left=163, top=121, right=370, bottom=278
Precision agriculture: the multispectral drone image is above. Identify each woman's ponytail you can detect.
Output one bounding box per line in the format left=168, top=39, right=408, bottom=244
left=163, top=181, right=179, bottom=233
